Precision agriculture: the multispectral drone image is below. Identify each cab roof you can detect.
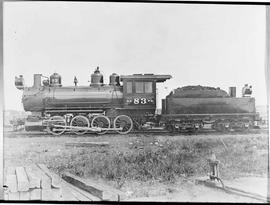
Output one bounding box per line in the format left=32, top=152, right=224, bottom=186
left=120, top=74, right=172, bottom=82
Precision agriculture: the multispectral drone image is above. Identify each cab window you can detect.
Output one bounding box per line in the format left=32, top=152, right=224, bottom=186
left=127, top=81, right=132, bottom=94
left=144, top=82, right=153, bottom=93
left=135, top=82, right=144, bottom=93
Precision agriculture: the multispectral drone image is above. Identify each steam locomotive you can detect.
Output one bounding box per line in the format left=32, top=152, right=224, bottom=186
left=15, top=67, right=260, bottom=135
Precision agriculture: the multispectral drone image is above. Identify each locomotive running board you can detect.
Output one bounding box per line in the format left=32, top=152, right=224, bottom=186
left=45, top=110, right=105, bottom=113
left=53, top=125, right=123, bottom=132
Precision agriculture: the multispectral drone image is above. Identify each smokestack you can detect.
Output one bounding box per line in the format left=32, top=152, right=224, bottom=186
left=33, top=74, right=42, bottom=88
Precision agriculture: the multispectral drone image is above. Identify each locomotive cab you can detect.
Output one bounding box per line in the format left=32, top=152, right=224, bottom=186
left=120, top=74, right=171, bottom=112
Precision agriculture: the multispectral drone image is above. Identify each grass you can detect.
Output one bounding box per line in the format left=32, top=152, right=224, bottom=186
left=4, top=132, right=268, bottom=190
left=41, top=134, right=268, bottom=188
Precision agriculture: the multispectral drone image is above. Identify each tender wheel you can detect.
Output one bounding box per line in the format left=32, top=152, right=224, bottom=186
left=70, top=115, right=90, bottom=135
left=113, top=115, right=133, bottom=134
left=91, top=115, right=110, bottom=135
left=47, top=116, right=66, bottom=136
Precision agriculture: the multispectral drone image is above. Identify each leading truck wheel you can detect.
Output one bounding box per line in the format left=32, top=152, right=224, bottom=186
left=70, top=115, right=90, bottom=135
left=113, top=115, right=133, bottom=134
left=91, top=115, right=110, bottom=135
left=47, top=116, right=66, bottom=136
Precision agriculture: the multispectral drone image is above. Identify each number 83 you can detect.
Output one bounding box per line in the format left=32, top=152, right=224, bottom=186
left=134, top=98, right=147, bottom=104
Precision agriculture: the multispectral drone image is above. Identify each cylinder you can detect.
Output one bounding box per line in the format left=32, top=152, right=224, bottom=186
left=229, top=87, right=236, bottom=97
left=33, top=74, right=42, bottom=88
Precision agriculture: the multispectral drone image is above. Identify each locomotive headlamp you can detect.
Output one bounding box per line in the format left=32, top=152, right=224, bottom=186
left=15, top=75, right=25, bottom=90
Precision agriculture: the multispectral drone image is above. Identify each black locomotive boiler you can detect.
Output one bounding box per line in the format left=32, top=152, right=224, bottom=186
left=15, top=67, right=260, bottom=135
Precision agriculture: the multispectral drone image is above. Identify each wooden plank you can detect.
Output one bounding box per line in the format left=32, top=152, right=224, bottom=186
left=41, top=189, right=53, bottom=201
left=6, top=174, right=17, bottom=193
left=41, top=188, right=61, bottom=201
left=29, top=164, right=49, bottom=189
left=30, top=188, right=41, bottom=200
left=62, top=172, right=120, bottom=201
left=15, top=167, right=30, bottom=192
left=61, top=180, right=100, bottom=201
left=19, top=191, right=30, bottom=200
left=6, top=173, right=19, bottom=200
left=63, top=185, right=90, bottom=201
left=60, top=184, right=80, bottom=201
left=37, top=164, right=61, bottom=188
left=40, top=174, right=52, bottom=190
left=8, top=192, right=20, bottom=200
left=6, top=167, right=15, bottom=175
left=31, top=164, right=51, bottom=190
left=65, top=142, right=109, bottom=147
left=62, top=172, right=103, bottom=199
left=50, top=188, right=62, bottom=201
left=25, top=166, right=41, bottom=189
left=65, top=182, right=100, bottom=201
left=4, top=190, right=9, bottom=200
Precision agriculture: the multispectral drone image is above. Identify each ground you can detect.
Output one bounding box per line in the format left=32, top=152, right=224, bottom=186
left=3, top=129, right=269, bottom=202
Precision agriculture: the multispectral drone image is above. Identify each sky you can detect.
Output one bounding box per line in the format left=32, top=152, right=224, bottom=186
left=3, top=2, right=267, bottom=111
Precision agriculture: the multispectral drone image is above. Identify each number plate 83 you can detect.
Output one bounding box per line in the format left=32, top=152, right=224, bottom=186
left=133, top=98, right=154, bottom=105
left=134, top=98, right=146, bottom=104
